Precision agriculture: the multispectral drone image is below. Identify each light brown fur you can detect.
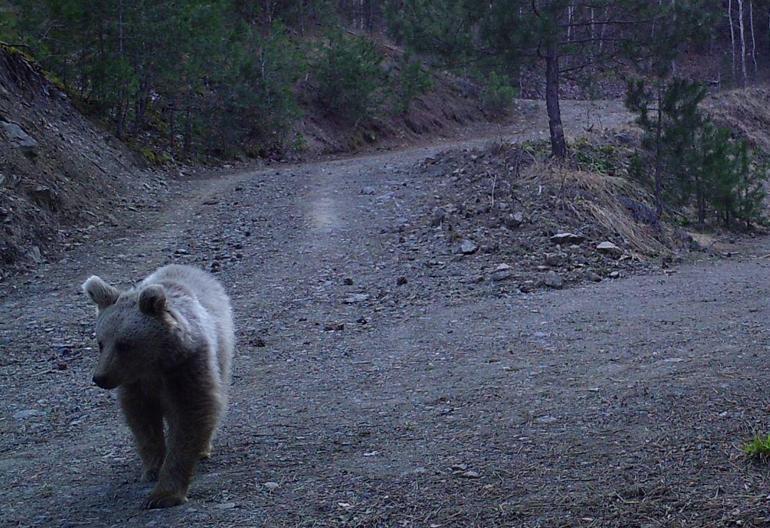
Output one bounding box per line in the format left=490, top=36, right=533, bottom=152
left=81, top=265, right=234, bottom=509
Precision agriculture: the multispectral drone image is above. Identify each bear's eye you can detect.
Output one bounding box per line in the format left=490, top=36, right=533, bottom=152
left=97, top=340, right=103, bottom=351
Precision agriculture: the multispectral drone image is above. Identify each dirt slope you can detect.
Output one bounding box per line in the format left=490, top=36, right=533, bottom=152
left=3, top=101, right=770, bottom=527
left=0, top=46, right=166, bottom=276
left=707, top=87, right=770, bottom=154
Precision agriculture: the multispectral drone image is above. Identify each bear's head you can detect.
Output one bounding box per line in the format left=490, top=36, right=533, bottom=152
left=82, top=275, right=181, bottom=389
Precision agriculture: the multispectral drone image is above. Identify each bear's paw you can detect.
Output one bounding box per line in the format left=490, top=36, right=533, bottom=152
left=143, top=490, right=187, bottom=509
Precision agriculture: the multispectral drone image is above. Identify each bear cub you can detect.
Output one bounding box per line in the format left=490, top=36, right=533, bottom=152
left=82, top=264, right=234, bottom=509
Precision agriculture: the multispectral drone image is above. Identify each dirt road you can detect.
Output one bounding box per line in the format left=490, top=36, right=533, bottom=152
left=3, top=100, right=770, bottom=527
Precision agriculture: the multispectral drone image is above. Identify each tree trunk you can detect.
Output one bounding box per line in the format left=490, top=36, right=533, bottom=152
left=697, top=181, right=706, bottom=225
left=116, top=0, right=126, bottom=139
left=169, top=101, right=176, bottom=150
left=749, top=0, right=758, bottom=76
left=653, top=84, right=664, bottom=219
left=184, top=104, right=192, bottom=154
left=364, top=0, right=374, bottom=32
left=545, top=43, right=567, bottom=159
left=115, top=98, right=128, bottom=139
left=669, top=0, right=677, bottom=75
left=598, top=6, right=609, bottom=55
left=729, top=0, right=737, bottom=81
left=133, top=78, right=149, bottom=133
left=298, top=0, right=305, bottom=35
left=738, top=0, right=748, bottom=85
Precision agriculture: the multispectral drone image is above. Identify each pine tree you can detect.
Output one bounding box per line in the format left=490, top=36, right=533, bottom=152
left=626, top=77, right=767, bottom=227
left=389, top=0, right=715, bottom=158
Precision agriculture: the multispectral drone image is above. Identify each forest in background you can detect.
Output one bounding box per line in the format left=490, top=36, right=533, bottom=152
left=1, top=1, right=769, bottom=160
left=1, top=0, right=426, bottom=159
left=2, top=1, right=770, bottom=228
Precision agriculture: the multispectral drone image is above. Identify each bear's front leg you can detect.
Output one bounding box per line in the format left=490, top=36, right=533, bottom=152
left=119, top=384, right=165, bottom=482
left=143, top=392, right=218, bottom=509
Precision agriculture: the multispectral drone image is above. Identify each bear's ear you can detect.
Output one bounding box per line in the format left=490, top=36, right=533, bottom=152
left=82, top=276, right=120, bottom=311
left=138, top=285, right=167, bottom=316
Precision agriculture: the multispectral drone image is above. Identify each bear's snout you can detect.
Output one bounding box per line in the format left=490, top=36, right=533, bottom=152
left=93, top=374, right=117, bottom=390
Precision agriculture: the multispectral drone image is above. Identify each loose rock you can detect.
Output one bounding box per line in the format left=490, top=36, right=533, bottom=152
left=1, top=120, right=38, bottom=151
left=504, top=212, right=525, bottom=229
left=544, top=253, right=565, bottom=267
left=585, top=271, right=602, bottom=282
left=343, top=293, right=370, bottom=304
left=29, top=186, right=59, bottom=210
left=430, top=207, right=446, bottom=227
left=596, top=241, right=623, bottom=257
left=13, top=409, right=45, bottom=421
left=460, top=239, right=478, bottom=255
left=544, top=271, right=563, bottom=289
left=550, top=232, right=584, bottom=245
left=491, top=263, right=513, bottom=282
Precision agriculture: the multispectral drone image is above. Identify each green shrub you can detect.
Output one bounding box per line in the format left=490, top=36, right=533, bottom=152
left=316, top=31, right=384, bottom=123
left=734, top=156, right=768, bottom=228
left=744, top=435, right=770, bottom=460
left=140, top=147, right=160, bottom=165
left=393, top=53, right=433, bottom=115
left=701, top=128, right=767, bottom=227
left=626, top=78, right=767, bottom=227
left=233, top=25, right=305, bottom=152
left=480, top=72, right=517, bottom=116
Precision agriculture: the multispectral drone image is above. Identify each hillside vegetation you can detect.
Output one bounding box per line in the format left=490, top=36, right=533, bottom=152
left=3, top=1, right=768, bottom=162
left=0, top=1, right=490, bottom=161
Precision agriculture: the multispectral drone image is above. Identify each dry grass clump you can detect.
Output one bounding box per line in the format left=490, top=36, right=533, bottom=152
left=706, top=88, right=770, bottom=155
left=493, top=134, right=680, bottom=257
left=534, top=164, right=675, bottom=256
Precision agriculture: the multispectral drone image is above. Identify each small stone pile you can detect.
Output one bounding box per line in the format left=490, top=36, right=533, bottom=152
left=404, top=142, right=681, bottom=293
